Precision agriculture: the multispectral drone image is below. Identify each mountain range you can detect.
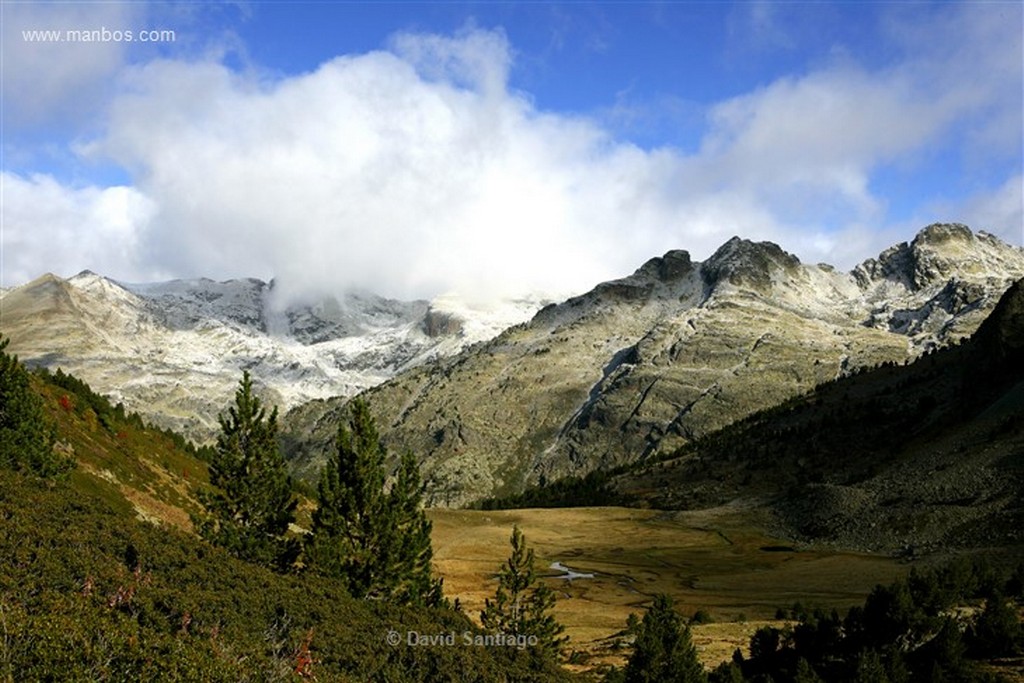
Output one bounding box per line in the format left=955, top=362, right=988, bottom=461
left=2, top=223, right=1022, bottom=509
left=281, top=223, right=1024, bottom=506
left=0, top=271, right=546, bottom=441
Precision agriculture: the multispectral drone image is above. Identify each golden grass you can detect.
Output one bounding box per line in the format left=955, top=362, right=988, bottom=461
left=429, top=505, right=907, bottom=670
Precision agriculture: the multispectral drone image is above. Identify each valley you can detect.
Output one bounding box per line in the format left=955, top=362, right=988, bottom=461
left=2, top=223, right=1022, bottom=680
left=429, top=505, right=911, bottom=670
left=6, top=3, right=1023, bottom=677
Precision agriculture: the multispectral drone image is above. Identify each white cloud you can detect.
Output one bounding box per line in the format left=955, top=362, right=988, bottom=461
left=390, top=26, right=514, bottom=97
left=90, top=32, right=664, bottom=304
left=1, top=2, right=141, bottom=125
left=1, top=172, right=155, bottom=287
left=3, top=12, right=1020, bottom=301
left=941, top=175, right=1024, bottom=248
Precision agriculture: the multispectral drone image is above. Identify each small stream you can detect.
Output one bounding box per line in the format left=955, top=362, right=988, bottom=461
left=549, top=561, right=595, bottom=581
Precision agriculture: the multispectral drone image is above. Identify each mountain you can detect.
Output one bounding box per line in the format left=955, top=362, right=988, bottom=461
left=613, top=277, right=1024, bottom=554
left=0, top=271, right=546, bottom=442
left=283, top=224, right=1024, bottom=506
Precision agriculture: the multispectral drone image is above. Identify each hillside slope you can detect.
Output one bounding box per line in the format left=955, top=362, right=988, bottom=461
left=29, top=367, right=213, bottom=532
left=615, top=278, right=1024, bottom=554
left=0, top=363, right=569, bottom=681
left=284, top=224, right=1024, bottom=505
left=0, top=465, right=568, bottom=682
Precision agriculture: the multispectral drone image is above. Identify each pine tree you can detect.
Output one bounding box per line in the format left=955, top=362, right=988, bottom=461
left=852, top=650, right=890, bottom=683
left=387, top=450, right=444, bottom=605
left=969, top=592, right=1023, bottom=657
left=305, top=399, right=440, bottom=605
left=0, top=335, right=70, bottom=477
left=480, top=525, right=566, bottom=658
left=623, top=594, right=707, bottom=683
left=197, top=371, right=297, bottom=569
left=793, top=657, right=823, bottom=683
left=708, top=661, right=745, bottom=683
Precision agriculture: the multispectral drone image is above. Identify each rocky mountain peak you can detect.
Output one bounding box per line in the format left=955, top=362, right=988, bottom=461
left=699, top=236, right=801, bottom=293
left=634, top=249, right=694, bottom=283
left=906, top=223, right=987, bottom=289
left=281, top=224, right=1024, bottom=507
left=912, top=222, right=974, bottom=246
left=0, top=272, right=543, bottom=443
left=8, top=273, right=80, bottom=316
left=123, top=276, right=269, bottom=332
left=555, top=251, right=698, bottom=309
left=24, top=272, right=65, bottom=288
left=854, top=223, right=1023, bottom=293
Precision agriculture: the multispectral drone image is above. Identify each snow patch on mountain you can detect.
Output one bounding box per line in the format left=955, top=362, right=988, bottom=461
left=0, top=272, right=549, bottom=442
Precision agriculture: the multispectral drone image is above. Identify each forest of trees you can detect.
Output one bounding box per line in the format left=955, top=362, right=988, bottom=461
left=704, top=558, right=1023, bottom=683
left=0, top=335, right=72, bottom=477
left=194, top=376, right=442, bottom=608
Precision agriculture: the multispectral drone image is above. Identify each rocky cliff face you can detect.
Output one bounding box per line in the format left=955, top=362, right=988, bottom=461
left=0, top=272, right=544, bottom=442
left=283, top=224, right=1024, bottom=506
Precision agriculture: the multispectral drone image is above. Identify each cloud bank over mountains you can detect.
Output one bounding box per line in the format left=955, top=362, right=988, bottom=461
left=3, top=4, right=1021, bottom=305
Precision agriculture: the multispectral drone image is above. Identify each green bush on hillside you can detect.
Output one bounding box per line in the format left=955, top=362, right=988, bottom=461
left=0, top=467, right=569, bottom=681
left=0, top=335, right=71, bottom=477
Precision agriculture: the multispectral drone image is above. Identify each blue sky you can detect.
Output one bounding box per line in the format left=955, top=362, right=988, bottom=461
left=2, top=1, right=1021, bottom=302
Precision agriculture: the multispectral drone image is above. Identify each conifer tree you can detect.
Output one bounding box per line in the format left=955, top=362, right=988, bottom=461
left=387, top=449, right=444, bottom=605
left=198, top=371, right=297, bottom=569
left=969, top=592, right=1023, bottom=657
left=852, top=650, right=890, bottom=683
left=480, top=525, right=566, bottom=658
left=624, top=594, right=706, bottom=683
left=306, top=399, right=440, bottom=605
left=0, top=335, right=70, bottom=477
left=794, top=657, right=824, bottom=683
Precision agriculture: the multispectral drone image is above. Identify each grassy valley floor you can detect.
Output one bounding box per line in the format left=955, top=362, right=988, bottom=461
left=429, top=505, right=913, bottom=672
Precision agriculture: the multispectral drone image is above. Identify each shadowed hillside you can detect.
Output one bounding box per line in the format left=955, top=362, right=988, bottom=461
left=616, top=279, right=1024, bottom=554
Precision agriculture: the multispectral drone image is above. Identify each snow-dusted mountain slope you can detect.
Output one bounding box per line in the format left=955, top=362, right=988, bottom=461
left=0, top=272, right=547, bottom=441
left=283, top=224, right=1024, bottom=506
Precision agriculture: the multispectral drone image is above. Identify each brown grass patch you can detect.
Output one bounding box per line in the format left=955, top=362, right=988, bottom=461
left=429, top=505, right=907, bottom=671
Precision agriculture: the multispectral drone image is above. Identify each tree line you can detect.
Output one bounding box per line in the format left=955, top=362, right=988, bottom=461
left=704, top=558, right=1024, bottom=683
